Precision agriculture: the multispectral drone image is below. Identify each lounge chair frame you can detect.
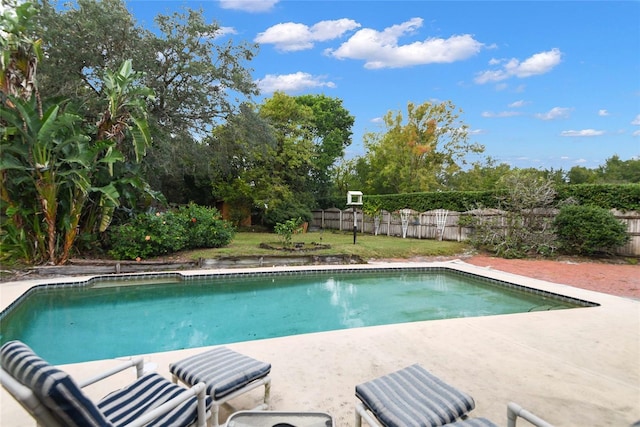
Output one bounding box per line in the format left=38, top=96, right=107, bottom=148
left=1, top=356, right=210, bottom=427
left=354, top=364, right=554, bottom=427
left=169, top=346, right=272, bottom=427
left=172, top=371, right=271, bottom=427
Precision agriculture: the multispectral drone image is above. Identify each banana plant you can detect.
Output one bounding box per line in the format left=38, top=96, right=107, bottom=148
left=1, top=4, right=156, bottom=265
left=98, top=59, right=154, bottom=164
left=0, top=1, right=43, bottom=104
left=79, top=60, right=156, bottom=237
left=2, top=96, right=91, bottom=263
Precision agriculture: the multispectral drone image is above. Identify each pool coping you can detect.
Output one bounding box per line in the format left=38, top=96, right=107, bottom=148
left=1, top=260, right=639, bottom=426
left=0, top=260, right=608, bottom=315
left=0, top=261, right=599, bottom=321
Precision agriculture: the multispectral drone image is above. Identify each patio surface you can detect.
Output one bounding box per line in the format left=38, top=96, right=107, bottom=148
left=1, top=260, right=638, bottom=426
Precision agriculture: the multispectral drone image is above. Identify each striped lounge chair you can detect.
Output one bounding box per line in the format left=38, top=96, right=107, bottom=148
left=169, top=347, right=272, bottom=427
left=0, top=340, right=211, bottom=427
left=355, top=364, right=553, bottom=427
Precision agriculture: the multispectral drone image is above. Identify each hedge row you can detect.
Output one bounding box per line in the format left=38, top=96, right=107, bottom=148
left=555, top=184, right=640, bottom=210
left=325, top=184, right=640, bottom=212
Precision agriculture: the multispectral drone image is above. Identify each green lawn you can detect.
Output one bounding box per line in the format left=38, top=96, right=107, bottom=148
left=184, top=230, right=470, bottom=261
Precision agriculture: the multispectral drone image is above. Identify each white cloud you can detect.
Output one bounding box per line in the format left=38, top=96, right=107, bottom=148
left=255, top=19, right=360, bottom=51
left=219, top=0, right=279, bottom=13
left=598, top=109, right=610, bottom=117
left=475, top=48, right=562, bottom=84
left=560, top=129, right=605, bottom=137
left=256, top=72, right=336, bottom=93
left=535, top=107, right=572, bottom=120
left=217, top=27, right=238, bottom=36
left=481, top=111, right=522, bottom=118
left=467, top=128, right=486, bottom=135
left=633, top=129, right=640, bottom=136
left=326, top=17, right=484, bottom=69
left=311, top=19, right=361, bottom=42
left=631, top=114, right=640, bottom=125
left=508, top=100, right=528, bottom=108
left=575, top=158, right=588, bottom=163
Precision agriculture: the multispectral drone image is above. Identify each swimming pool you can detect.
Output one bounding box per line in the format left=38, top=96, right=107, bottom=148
left=0, top=267, right=596, bottom=365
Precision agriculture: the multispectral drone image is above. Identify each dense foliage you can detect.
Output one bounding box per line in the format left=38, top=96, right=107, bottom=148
left=554, top=205, right=629, bottom=255
left=1, top=1, right=638, bottom=265
left=210, top=92, right=353, bottom=226
left=567, top=156, right=640, bottom=184
left=108, top=204, right=234, bottom=260
left=1, top=0, right=159, bottom=265
left=556, top=184, right=640, bottom=211
left=338, top=101, right=484, bottom=194
left=362, top=184, right=640, bottom=213
left=31, top=0, right=259, bottom=206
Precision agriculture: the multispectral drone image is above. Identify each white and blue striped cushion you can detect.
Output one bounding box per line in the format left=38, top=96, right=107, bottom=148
left=356, top=364, right=476, bottom=427
left=443, top=418, right=498, bottom=427
left=98, top=372, right=211, bottom=427
left=0, top=340, right=111, bottom=427
left=169, top=347, right=271, bottom=400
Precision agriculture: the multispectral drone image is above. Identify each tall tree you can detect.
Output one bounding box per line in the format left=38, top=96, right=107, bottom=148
left=294, top=94, right=354, bottom=203
left=206, top=92, right=354, bottom=226
left=567, top=165, right=597, bottom=184
left=355, top=101, right=484, bottom=194
left=33, top=0, right=259, bottom=203
left=568, top=156, right=639, bottom=184
left=36, top=0, right=141, bottom=117
left=597, top=155, right=640, bottom=183
left=256, top=92, right=315, bottom=222
left=208, top=102, right=277, bottom=222
left=144, top=8, right=258, bottom=139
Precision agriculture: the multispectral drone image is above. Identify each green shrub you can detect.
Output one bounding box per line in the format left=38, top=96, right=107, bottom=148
left=175, top=203, right=235, bottom=248
left=554, top=205, right=629, bottom=255
left=108, top=204, right=235, bottom=260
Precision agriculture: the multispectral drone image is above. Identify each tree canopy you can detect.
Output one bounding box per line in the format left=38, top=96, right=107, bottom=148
left=33, top=0, right=259, bottom=202
left=343, top=100, right=484, bottom=194
left=568, top=155, right=640, bottom=184
left=208, top=92, right=354, bottom=225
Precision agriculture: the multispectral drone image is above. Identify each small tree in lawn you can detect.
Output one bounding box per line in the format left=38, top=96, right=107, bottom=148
left=274, top=217, right=303, bottom=248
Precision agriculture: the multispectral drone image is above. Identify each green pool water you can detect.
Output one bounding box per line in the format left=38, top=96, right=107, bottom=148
left=0, top=269, right=586, bottom=364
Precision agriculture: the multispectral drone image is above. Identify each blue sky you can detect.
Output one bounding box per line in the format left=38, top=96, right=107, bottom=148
left=125, top=0, right=640, bottom=170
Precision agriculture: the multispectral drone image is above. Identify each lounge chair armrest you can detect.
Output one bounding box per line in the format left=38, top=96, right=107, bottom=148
left=355, top=402, right=382, bottom=427
left=78, top=357, right=145, bottom=388
left=0, top=368, right=64, bottom=427
left=507, top=402, right=554, bottom=427
left=124, top=381, right=209, bottom=427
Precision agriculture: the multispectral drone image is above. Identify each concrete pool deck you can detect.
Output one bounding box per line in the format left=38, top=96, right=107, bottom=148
left=1, top=260, right=638, bottom=426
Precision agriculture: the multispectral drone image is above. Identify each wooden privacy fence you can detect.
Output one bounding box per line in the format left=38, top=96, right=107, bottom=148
left=311, top=208, right=640, bottom=257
